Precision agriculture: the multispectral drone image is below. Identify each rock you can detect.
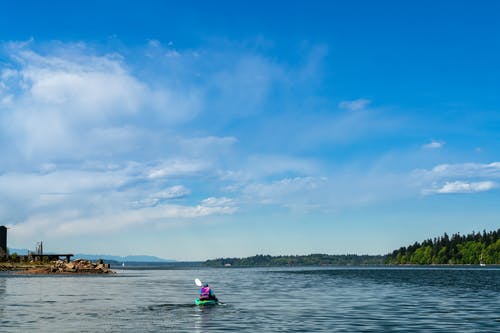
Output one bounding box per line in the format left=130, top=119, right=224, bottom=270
left=20, top=259, right=115, bottom=274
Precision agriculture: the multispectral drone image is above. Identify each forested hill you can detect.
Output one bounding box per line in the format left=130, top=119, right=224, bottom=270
left=204, top=229, right=500, bottom=267
left=204, top=254, right=386, bottom=267
left=386, top=229, right=500, bottom=265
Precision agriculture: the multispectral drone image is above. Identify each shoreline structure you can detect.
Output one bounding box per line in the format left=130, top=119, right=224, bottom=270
left=1, top=225, right=114, bottom=274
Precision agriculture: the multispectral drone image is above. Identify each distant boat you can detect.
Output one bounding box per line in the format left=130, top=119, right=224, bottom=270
left=480, top=254, right=486, bottom=267
left=122, top=262, right=125, bottom=267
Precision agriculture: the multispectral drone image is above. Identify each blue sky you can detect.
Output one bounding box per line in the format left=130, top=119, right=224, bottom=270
left=1, top=1, right=499, bottom=260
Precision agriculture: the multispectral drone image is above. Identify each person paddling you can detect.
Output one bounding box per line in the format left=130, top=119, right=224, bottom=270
left=199, top=283, right=218, bottom=302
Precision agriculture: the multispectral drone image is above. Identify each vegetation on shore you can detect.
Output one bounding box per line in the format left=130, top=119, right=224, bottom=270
left=4, top=229, right=499, bottom=269
left=204, top=254, right=386, bottom=267
left=386, top=229, right=500, bottom=265
left=205, top=229, right=500, bottom=267
left=0, top=261, right=52, bottom=271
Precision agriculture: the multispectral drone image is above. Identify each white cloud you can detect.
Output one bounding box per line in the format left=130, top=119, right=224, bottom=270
left=417, top=162, right=500, bottom=179
left=243, top=177, right=327, bottom=206
left=9, top=198, right=238, bottom=239
left=9, top=48, right=145, bottom=117
left=0, top=156, right=241, bottom=241
left=201, top=197, right=235, bottom=207
left=0, top=169, right=127, bottom=198
left=415, top=162, right=500, bottom=195
left=423, top=140, right=445, bottom=149
left=239, top=174, right=397, bottom=213
left=147, top=160, right=209, bottom=179
left=432, top=181, right=497, bottom=194
left=147, top=39, right=161, bottom=48
left=338, top=98, right=371, bottom=111
left=130, top=185, right=191, bottom=208
left=155, top=185, right=191, bottom=199
left=0, top=39, right=343, bottom=248
left=0, top=43, right=202, bottom=160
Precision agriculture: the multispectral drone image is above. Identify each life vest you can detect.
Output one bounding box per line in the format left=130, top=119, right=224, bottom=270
left=200, top=286, right=211, bottom=300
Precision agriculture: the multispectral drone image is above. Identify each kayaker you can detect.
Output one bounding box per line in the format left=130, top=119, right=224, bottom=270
left=199, top=283, right=218, bottom=301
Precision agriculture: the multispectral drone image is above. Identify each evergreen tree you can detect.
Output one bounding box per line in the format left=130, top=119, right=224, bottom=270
left=387, top=228, right=500, bottom=265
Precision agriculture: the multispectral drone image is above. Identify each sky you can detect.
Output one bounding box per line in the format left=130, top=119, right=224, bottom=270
left=0, top=1, right=499, bottom=260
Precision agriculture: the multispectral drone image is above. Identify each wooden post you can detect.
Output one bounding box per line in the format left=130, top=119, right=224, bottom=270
left=0, top=226, right=7, bottom=259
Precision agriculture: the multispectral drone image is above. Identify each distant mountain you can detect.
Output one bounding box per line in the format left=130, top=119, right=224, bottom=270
left=73, top=254, right=175, bottom=262
left=8, top=248, right=30, bottom=255
left=7, top=248, right=174, bottom=262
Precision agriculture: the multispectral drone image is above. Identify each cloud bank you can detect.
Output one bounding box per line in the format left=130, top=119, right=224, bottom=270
left=0, top=39, right=334, bottom=243
left=3, top=39, right=496, bottom=251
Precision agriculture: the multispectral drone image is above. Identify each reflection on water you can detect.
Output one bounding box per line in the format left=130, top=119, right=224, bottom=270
left=194, top=305, right=215, bottom=333
left=0, top=277, right=5, bottom=320
left=0, top=267, right=499, bottom=332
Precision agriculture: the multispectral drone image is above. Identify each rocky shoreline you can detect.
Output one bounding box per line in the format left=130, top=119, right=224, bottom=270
left=1, top=259, right=115, bottom=274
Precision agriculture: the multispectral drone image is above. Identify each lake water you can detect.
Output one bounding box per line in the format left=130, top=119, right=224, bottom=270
left=1, top=267, right=499, bottom=332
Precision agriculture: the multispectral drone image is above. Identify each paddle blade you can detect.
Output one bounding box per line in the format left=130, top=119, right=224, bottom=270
left=195, top=278, right=202, bottom=287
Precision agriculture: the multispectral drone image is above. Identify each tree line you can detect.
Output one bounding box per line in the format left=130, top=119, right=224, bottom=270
left=204, top=254, right=386, bottom=267
left=386, top=229, right=500, bottom=265
left=204, top=229, right=500, bottom=267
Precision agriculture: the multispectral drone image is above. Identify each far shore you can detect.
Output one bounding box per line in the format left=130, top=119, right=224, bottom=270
left=3, top=261, right=497, bottom=273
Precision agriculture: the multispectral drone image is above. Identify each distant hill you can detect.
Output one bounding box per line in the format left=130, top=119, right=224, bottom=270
left=7, top=248, right=174, bottom=262
left=204, top=254, right=386, bottom=267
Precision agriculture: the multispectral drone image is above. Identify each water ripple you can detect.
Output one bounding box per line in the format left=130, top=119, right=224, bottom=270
left=0, top=267, right=498, bottom=332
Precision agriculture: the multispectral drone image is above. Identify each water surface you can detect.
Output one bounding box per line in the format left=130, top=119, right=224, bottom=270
left=1, top=267, right=498, bottom=332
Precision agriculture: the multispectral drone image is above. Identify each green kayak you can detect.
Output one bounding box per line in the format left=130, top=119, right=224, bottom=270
left=195, top=299, right=218, bottom=306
